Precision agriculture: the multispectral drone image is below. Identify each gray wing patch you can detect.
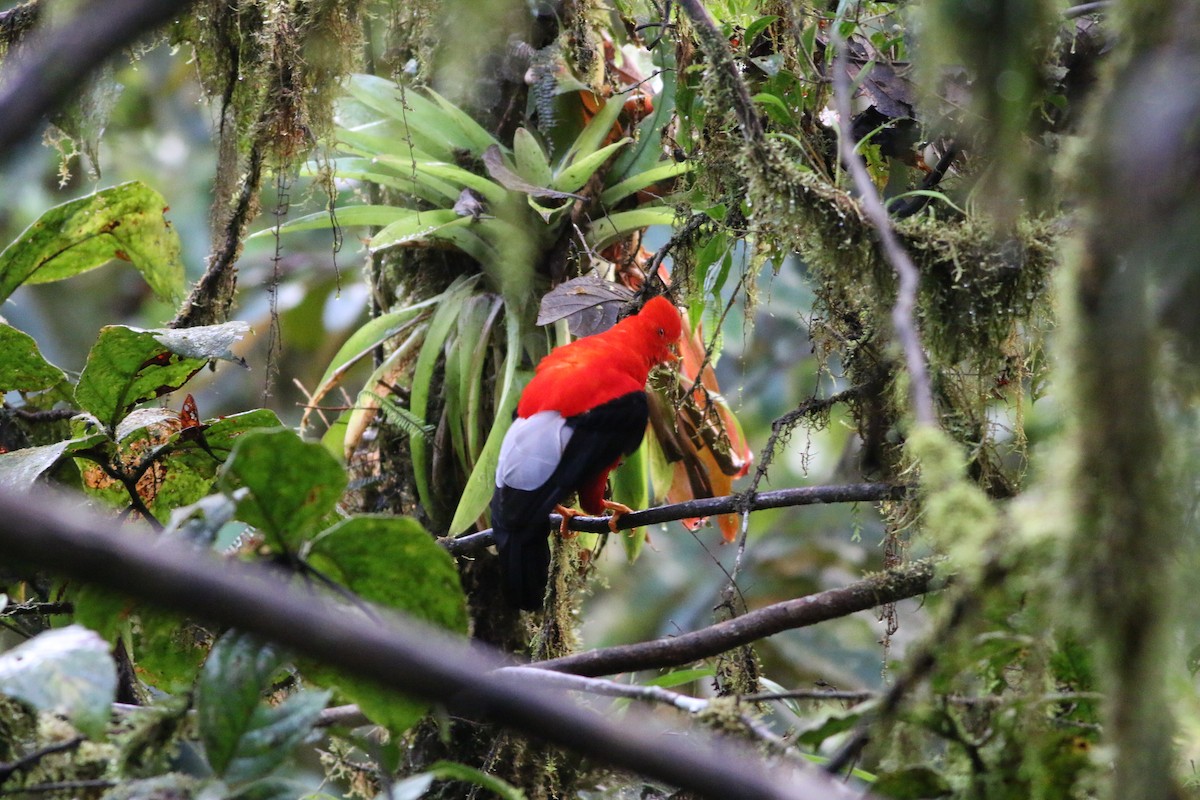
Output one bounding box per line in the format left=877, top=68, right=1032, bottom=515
left=496, top=411, right=574, bottom=490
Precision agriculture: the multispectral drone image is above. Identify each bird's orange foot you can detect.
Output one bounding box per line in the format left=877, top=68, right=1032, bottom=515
left=601, top=500, right=635, bottom=533
left=554, top=505, right=583, bottom=538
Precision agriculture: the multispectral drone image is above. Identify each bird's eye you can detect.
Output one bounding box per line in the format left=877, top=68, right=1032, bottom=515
left=657, top=327, right=665, bottom=336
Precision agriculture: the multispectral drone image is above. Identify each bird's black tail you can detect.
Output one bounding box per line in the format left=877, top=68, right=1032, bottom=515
left=495, top=527, right=551, bottom=610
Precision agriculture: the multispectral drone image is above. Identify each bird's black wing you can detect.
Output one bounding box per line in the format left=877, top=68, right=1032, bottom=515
left=491, top=391, right=649, bottom=609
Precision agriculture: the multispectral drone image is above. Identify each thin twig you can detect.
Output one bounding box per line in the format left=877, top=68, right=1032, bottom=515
left=823, top=557, right=1008, bottom=775
left=0, top=779, right=114, bottom=796
left=535, top=559, right=939, bottom=677
left=444, top=482, right=906, bottom=555
left=830, top=23, right=936, bottom=428
left=0, top=736, right=85, bottom=783
left=0, top=601, right=73, bottom=617
left=499, top=666, right=709, bottom=713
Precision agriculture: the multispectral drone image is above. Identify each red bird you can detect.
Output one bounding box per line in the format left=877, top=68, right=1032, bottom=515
left=491, top=296, right=683, bottom=609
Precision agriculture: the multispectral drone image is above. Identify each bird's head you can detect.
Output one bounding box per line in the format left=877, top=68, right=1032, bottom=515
left=634, top=295, right=683, bottom=365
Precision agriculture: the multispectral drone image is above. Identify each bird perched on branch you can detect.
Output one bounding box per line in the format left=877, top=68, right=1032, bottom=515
left=491, top=295, right=683, bottom=610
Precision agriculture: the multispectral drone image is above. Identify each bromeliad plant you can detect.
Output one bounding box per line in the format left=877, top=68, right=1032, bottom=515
left=274, top=69, right=701, bottom=541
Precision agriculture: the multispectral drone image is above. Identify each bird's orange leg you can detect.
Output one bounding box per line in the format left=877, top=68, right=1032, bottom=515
left=601, top=499, right=635, bottom=533
left=554, top=505, right=583, bottom=538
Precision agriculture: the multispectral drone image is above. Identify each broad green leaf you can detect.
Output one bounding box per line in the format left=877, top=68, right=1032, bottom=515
left=309, top=516, right=468, bottom=632
left=219, top=428, right=347, bottom=550
left=513, top=127, right=552, bottom=187
left=369, top=209, right=467, bottom=250
left=304, top=300, right=437, bottom=424
left=427, top=88, right=504, bottom=156
left=558, top=94, right=626, bottom=173
left=300, top=157, right=459, bottom=205
left=306, top=515, right=468, bottom=732
left=410, top=276, right=477, bottom=520
left=75, top=322, right=250, bottom=430
left=752, top=92, right=793, bottom=127
left=402, top=161, right=509, bottom=206
left=0, top=435, right=103, bottom=490
left=342, top=75, right=461, bottom=160
left=253, top=205, right=414, bottom=240
left=0, top=625, right=116, bottom=738
left=0, top=181, right=184, bottom=304
left=585, top=207, right=680, bottom=250
left=599, top=160, right=692, bottom=207
left=483, top=145, right=581, bottom=200
left=0, top=323, right=68, bottom=391
left=197, top=631, right=329, bottom=784
left=610, top=434, right=649, bottom=561
left=552, top=137, right=631, bottom=194
left=448, top=314, right=528, bottom=535
left=645, top=667, right=716, bottom=688
left=796, top=702, right=871, bottom=748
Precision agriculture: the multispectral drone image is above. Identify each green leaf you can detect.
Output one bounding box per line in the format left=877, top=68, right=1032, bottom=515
left=645, top=667, right=715, bottom=688
left=0, top=625, right=116, bottom=738
left=410, top=276, right=477, bottom=521
left=75, top=322, right=250, bottom=430
left=599, top=160, right=692, bottom=207
left=0, top=181, right=184, bottom=304
left=585, top=207, right=679, bottom=251
left=0, top=436, right=104, bottom=490
left=305, top=300, right=437, bottom=421
left=0, top=323, right=68, bottom=392
left=301, top=157, right=460, bottom=205
left=744, top=15, right=781, bottom=44
left=796, top=702, right=871, bottom=748
left=255, top=205, right=414, bottom=240
left=552, top=137, right=631, bottom=194
left=513, top=127, right=552, bottom=187
left=448, top=313, right=528, bottom=535
left=306, top=515, right=468, bottom=732
left=610, top=434, right=649, bottom=561
left=559, top=94, right=626, bottom=173
left=369, top=209, right=470, bottom=250
left=219, top=428, right=347, bottom=551
left=309, top=516, right=468, bottom=632
left=752, top=92, right=794, bottom=127
left=427, top=88, right=504, bottom=156
left=197, top=630, right=329, bottom=784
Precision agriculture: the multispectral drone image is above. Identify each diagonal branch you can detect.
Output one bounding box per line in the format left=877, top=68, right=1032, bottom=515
left=443, top=482, right=906, bottom=556
left=0, top=0, right=199, bottom=158
left=535, top=559, right=939, bottom=677
left=830, top=24, right=937, bottom=428
left=0, top=486, right=873, bottom=800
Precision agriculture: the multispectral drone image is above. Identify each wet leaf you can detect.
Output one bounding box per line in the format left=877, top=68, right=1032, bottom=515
left=0, top=625, right=116, bottom=738
left=0, top=181, right=184, bottom=304
left=0, top=322, right=68, bottom=392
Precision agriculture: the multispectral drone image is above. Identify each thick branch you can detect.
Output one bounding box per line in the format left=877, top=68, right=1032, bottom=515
left=0, top=0, right=197, bottom=158
left=444, top=482, right=905, bottom=556
left=0, top=487, right=869, bottom=800
left=536, top=560, right=939, bottom=677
